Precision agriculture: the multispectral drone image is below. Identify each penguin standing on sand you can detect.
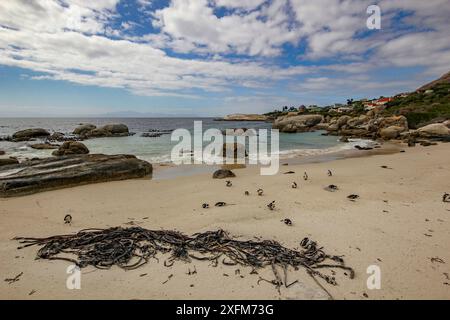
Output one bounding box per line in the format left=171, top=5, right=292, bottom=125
left=292, top=182, right=298, bottom=189
left=64, top=214, right=72, bottom=224
left=443, top=193, right=450, bottom=202
left=257, top=189, right=264, bottom=196
left=267, top=201, right=275, bottom=211
left=226, top=180, right=232, bottom=187
left=327, top=170, right=333, bottom=177
left=303, top=172, right=308, bottom=181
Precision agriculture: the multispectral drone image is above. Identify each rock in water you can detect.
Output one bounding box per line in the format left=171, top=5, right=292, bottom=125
left=12, top=128, right=50, bottom=141
left=48, top=132, right=66, bottom=142
left=0, top=158, right=19, bottom=167
left=0, top=154, right=152, bottom=197
left=73, top=124, right=96, bottom=135
left=212, top=169, right=236, bottom=179
left=86, top=123, right=130, bottom=138
left=52, top=141, right=90, bottom=156
left=30, top=143, right=59, bottom=150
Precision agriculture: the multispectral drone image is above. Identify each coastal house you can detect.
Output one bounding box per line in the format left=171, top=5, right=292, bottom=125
left=364, top=97, right=393, bottom=111
left=374, top=97, right=392, bottom=106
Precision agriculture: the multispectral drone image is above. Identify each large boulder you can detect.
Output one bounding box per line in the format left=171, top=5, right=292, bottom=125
left=347, top=115, right=368, bottom=128
left=273, top=115, right=323, bottom=133
left=12, top=128, right=50, bottom=141
left=337, top=115, right=351, bottom=128
left=86, top=124, right=130, bottom=138
left=418, top=123, right=450, bottom=137
left=380, top=126, right=405, bottom=140
left=73, top=124, right=96, bottom=135
left=52, top=141, right=90, bottom=156
left=212, top=169, right=236, bottom=179
left=327, top=123, right=339, bottom=132
left=442, top=120, right=450, bottom=129
left=0, top=154, right=152, bottom=197
left=0, top=158, right=19, bottom=167
left=379, top=116, right=408, bottom=130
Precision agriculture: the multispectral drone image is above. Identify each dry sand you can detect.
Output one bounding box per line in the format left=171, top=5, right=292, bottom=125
left=1, top=143, right=449, bottom=300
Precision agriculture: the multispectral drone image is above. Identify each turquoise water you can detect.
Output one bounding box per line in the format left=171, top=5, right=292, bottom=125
left=0, top=118, right=372, bottom=163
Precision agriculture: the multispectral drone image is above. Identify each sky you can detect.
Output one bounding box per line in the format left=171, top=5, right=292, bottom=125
left=0, top=0, right=449, bottom=117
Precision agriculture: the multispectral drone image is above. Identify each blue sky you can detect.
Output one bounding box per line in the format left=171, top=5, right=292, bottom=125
left=0, top=0, right=449, bottom=117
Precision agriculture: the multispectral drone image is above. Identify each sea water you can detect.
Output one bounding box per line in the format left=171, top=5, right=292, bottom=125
left=0, top=117, right=373, bottom=163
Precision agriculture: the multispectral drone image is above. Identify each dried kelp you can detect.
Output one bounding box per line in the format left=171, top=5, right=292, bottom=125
left=14, top=227, right=354, bottom=294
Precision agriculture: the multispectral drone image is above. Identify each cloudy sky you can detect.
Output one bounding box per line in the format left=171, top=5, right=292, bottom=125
left=0, top=0, right=449, bottom=117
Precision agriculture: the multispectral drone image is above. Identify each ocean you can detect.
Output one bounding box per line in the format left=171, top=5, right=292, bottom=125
left=0, top=118, right=373, bottom=164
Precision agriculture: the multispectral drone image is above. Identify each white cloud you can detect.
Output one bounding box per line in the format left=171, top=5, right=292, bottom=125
left=0, top=0, right=448, bottom=104
left=153, top=0, right=299, bottom=56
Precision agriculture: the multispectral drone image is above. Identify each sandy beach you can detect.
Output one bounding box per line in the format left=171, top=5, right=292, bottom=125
left=1, top=143, right=449, bottom=300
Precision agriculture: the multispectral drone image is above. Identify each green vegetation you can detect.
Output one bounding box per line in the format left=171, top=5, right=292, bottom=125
left=383, top=82, right=450, bottom=128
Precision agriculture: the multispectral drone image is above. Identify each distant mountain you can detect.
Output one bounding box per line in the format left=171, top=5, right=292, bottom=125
left=417, top=71, right=450, bottom=92
left=96, top=111, right=202, bottom=118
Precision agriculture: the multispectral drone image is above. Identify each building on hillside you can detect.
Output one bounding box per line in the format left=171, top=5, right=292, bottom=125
left=374, top=97, right=392, bottom=106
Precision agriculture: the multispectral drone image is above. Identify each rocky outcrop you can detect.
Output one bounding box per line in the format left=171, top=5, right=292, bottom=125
left=52, top=141, right=90, bottom=156
left=12, top=128, right=50, bottom=141
left=0, top=154, right=152, bottom=197
left=273, top=115, right=323, bottom=133
left=417, top=123, right=450, bottom=137
left=0, top=150, right=5, bottom=155
left=30, top=143, right=59, bottom=150
left=326, top=114, right=409, bottom=140
left=212, top=169, right=236, bottom=179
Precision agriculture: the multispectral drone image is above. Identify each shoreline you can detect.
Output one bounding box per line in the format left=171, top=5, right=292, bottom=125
left=0, top=142, right=449, bottom=300
left=152, top=140, right=402, bottom=180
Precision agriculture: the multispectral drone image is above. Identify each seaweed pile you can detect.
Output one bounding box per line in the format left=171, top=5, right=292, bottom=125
left=14, top=227, right=354, bottom=295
